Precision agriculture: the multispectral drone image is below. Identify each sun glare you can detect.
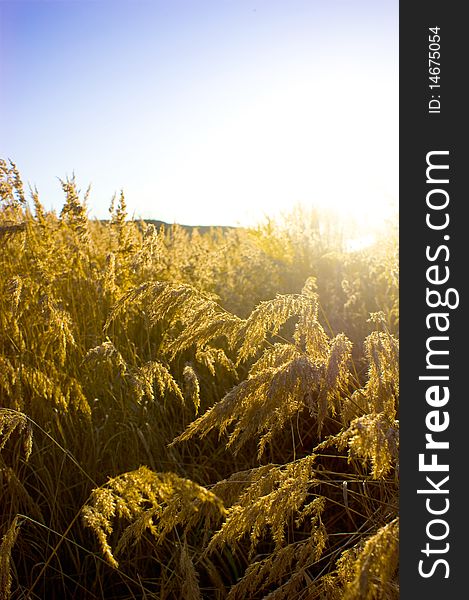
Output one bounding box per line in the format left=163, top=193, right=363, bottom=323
left=133, top=72, right=397, bottom=232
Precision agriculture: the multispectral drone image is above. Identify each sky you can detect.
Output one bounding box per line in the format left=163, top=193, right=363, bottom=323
left=0, top=0, right=398, bottom=228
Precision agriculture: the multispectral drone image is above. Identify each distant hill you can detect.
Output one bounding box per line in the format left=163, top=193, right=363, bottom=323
left=98, top=218, right=238, bottom=234
left=143, top=219, right=238, bottom=234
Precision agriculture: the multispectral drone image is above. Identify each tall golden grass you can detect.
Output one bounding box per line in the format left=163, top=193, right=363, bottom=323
left=0, top=158, right=398, bottom=599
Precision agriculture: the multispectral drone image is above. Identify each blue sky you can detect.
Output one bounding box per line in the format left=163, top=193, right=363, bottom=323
left=0, top=0, right=398, bottom=227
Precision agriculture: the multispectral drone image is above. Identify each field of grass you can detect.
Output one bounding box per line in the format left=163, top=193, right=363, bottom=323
left=1, top=159, right=398, bottom=599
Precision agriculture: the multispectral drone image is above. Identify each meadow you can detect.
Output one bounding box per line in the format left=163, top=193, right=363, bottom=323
left=0, top=159, right=399, bottom=599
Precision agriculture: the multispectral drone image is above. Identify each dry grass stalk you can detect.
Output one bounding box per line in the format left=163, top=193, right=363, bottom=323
left=0, top=516, right=20, bottom=600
